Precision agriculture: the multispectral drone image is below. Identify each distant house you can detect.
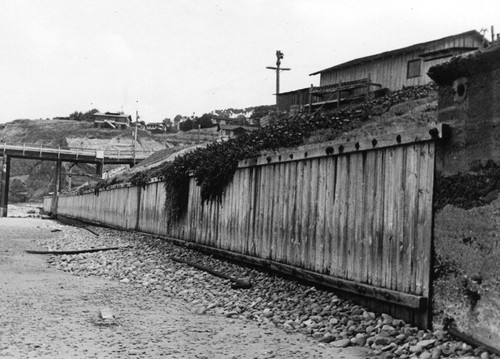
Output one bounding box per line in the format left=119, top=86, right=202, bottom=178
left=146, top=122, right=166, bottom=132
left=219, top=125, right=257, bottom=139
left=134, top=122, right=146, bottom=130
left=210, top=114, right=243, bottom=126
left=278, top=30, right=486, bottom=113
left=93, top=112, right=132, bottom=130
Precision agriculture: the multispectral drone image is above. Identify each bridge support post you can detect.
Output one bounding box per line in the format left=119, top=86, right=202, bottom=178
left=0, top=155, right=11, bottom=217
left=50, top=160, right=62, bottom=215
left=96, top=162, right=103, bottom=178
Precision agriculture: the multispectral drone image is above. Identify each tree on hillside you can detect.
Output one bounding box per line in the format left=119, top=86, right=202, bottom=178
left=68, top=108, right=99, bottom=122
left=174, top=114, right=183, bottom=124
left=163, top=118, right=172, bottom=128
left=250, top=105, right=272, bottom=121
left=179, top=118, right=194, bottom=131
left=194, top=113, right=216, bottom=129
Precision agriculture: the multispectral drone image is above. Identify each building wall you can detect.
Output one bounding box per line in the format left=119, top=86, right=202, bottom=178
left=319, top=33, right=483, bottom=91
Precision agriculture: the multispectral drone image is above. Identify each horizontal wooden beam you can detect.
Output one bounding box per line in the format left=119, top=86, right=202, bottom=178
left=161, top=235, right=427, bottom=310
left=238, top=124, right=449, bottom=169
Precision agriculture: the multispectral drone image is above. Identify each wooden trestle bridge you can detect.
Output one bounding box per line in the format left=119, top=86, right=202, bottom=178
left=0, top=143, right=154, bottom=217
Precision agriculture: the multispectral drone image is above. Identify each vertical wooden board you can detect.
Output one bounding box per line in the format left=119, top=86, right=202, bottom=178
left=404, top=143, right=420, bottom=294
left=393, top=146, right=407, bottom=293
left=227, top=173, right=237, bottom=251
left=416, top=142, right=434, bottom=297
left=373, top=149, right=386, bottom=288
left=323, top=157, right=336, bottom=274
left=238, top=168, right=249, bottom=254
left=186, top=180, right=195, bottom=240
left=248, top=168, right=258, bottom=255
left=346, top=153, right=359, bottom=281
left=383, top=147, right=396, bottom=290
left=292, top=161, right=304, bottom=267
left=285, top=162, right=298, bottom=265
left=259, top=166, right=273, bottom=258
left=156, top=184, right=166, bottom=236
left=245, top=167, right=256, bottom=256
left=354, top=152, right=367, bottom=283
left=218, top=185, right=228, bottom=249
left=271, top=163, right=283, bottom=262
left=315, top=158, right=328, bottom=273
left=331, top=155, right=346, bottom=278
left=300, top=160, right=312, bottom=267
left=234, top=170, right=243, bottom=251
left=193, top=182, right=201, bottom=241
left=274, top=162, right=287, bottom=263
left=251, top=167, right=263, bottom=257
left=209, top=199, right=216, bottom=247
left=235, top=170, right=244, bottom=252
left=210, top=193, right=219, bottom=246
left=362, top=151, right=376, bottom=285
left=339, top=154, right=351, bottom=279
left=307, top=158, right=320, bottom=271
left=265, top=164, right=276, bottom=259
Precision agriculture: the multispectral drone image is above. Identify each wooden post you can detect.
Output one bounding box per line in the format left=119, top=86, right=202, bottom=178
left=50, top=160, right=62, bottom=215
left=96, top=162, right=103, bottom=178
left=68, top=166, right=72, bottom=191
left=0, top=155, right=11, bottom=217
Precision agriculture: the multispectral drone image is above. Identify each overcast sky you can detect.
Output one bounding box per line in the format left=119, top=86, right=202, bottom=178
left=0, top=0, right=499, bottom=123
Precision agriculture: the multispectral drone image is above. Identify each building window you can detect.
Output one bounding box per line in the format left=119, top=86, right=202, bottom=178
left=407, top=59, right=421, bottom=78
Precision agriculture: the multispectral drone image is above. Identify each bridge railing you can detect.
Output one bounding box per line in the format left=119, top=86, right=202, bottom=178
left=1, top=143, right=156, bottom=160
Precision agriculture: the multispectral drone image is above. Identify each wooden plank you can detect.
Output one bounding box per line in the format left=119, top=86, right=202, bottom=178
left=353, top=152, right=366, bottom=282
left=286, top=162, right=298, bottom=265
left=371, top=149, right=387, bottom=287
left=266, top=164, right=276, bottom=260
left=246, top=167, right=257, bottom=256
left=363, top=150, right=376, bottom=285
left=383, top=147, right=395, bottom=290
left=323, top=156, right=336, bottom=274
left=307, top=158, right=320, bottom=271
left=238, top=126, right=447, bottom=169
left=255, top=166, right=266, bottom=258
left=394, top=146, right=406, bottom=293
left=416, top=142, right=434, bottom=296
left=300, top=160, right=311, bottom=267
left=272, top=163, right=284, bottom=262
left=159, top=234, right=427, bottom=310
left=293, top=160, right=304, bottom=267
left=405, top=143, right=419, bottom=294
left=346, top=153, right=358, bottom=281
left=337, top=154, right=349, bottom=279
left=279, top=162, right=290, bottom=263
left=315, top=158, right=327, bottom=273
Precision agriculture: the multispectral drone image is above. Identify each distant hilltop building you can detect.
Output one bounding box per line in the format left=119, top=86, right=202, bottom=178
left=145, top=122, right=166, bottom=132
left=278, top=30, right=487, bottom=113
left=93, top=112, right=132, bottom=130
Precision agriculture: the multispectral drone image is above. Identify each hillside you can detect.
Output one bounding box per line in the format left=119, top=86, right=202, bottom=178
left=90, top=84, right=437, bottom=217
left=0, top=119, right=207, bottom=202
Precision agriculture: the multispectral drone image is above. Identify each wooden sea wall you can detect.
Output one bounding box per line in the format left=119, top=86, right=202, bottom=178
left=55, top=128, right=442, bottom=327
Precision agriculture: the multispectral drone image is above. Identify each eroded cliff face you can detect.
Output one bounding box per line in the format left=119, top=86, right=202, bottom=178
left=430, top=44, right=500, bottom=350
left=434, top=166, right=500, bottom=349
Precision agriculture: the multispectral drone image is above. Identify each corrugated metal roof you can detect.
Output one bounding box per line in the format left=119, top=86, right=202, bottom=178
left=309, top=30, right=484, bottom=76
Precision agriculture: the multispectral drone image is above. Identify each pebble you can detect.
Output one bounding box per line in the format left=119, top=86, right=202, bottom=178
left=37, top=224, right=498, bottom=359
left=331, top=339, right=350, bottom=348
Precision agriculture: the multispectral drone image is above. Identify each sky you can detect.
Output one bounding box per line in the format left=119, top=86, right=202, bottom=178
left=0, top=0, right=499, bottom=124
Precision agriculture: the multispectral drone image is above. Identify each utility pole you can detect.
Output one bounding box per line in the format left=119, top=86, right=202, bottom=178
left=133, top=109, right=139, bottom=166
left=266, top=50, right=290, bottom=112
